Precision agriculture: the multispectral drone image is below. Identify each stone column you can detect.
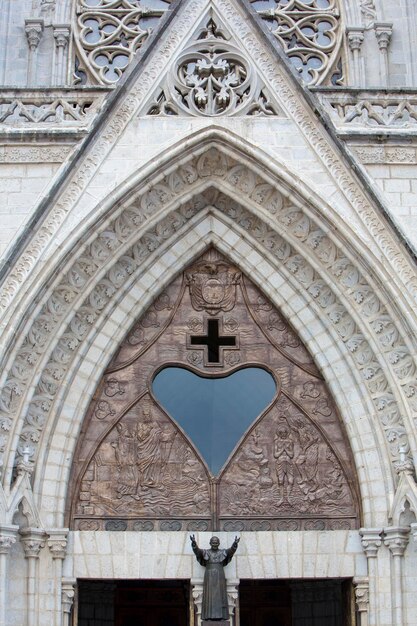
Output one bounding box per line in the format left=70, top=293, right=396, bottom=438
left=62, top=578, right=76, bottom=626
left=384, top=526, right=409, bottom=626
left=0, top=525, right=19, bottom=626
left=53, top=25, right=70, bottom=86
left=20, top=528, right=47, bottom=626
left=353, top=577, right=369, bottom=626
left=374, top=22, right=393, bottom=87
left=359, top=528, right=382, bottom=626
left=346, top=27, right=365, bottom=86
left=48, top=529, right=69, bottom=626
left=24, top=18, right=44, bottom=85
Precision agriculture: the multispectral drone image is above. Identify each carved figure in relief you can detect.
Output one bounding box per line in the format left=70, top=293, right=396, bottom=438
left=190, top=535, right=239, bottom=621
left=294, top=420, right=320, bottom=495
left=112, top=423, right=139, bottom=498
left=274, top=425, right=295, bottom=500
left=136, top=403, right=173, bottom=488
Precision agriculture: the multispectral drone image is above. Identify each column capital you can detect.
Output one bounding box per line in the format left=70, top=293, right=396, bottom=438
left=359, top=528, right=383, bottom=557
left=374, top=22, right=393, bottom=51
left=353, top=577, right=369, bottom=613
left=47, top=528, right=69, bottom=560
left=62, top=578, right=76, bottom=615
left=0, top=525, right=19, bottom=555
left=53, top=24, right=71, bottom=49
left=227, top=579, right=239, bottom=616
left=384, top=526, right=409, bottom=556
left=346, top=26, right=365, bottom=51
left=20, top=527, right=47, bottom=558
left=25, top=18, right=44, bottom=51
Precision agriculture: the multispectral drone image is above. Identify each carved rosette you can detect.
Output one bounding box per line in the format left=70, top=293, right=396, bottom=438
left=69, top=251, right=360, bottom=531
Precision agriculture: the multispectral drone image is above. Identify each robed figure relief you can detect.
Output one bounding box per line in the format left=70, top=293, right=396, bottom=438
left=191, top=535, right=239, bottom=621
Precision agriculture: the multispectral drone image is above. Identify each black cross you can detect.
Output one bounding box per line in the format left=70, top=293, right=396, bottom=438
left=190, top=319, right=236, bottom=363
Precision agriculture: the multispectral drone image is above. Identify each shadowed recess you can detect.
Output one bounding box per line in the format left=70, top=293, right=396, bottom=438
left=152, top=366, right=276, bottom=474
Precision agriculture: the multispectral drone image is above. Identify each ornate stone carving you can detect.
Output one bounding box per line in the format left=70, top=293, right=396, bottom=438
left=186, top=260, right=241, bottom=314
left=25, top=19, right=44, bottom=52
left=69, top=252, right=359, bottom=531
left=359, top=528, right=382, bottom=558
left=0, top=146, right=415, bottom=479
left=353, top=577, right=369, bottom=613
left=384, top=526, right=409, bottom=557
left=250, top=0, right=343, bottom=85
left=374, top=22, right=393, bottom=52
left=0, top=145, right=73, bottom=163
left=360, top=0, right=376, bottom=30
left=352, top=146, right=417, bottom=164
left=20, top=528, right=47, bottom=558
left=146, top=17, right=282, bottom=117
left=47, top=530, right=68, bottom=560
left=73, top=0, right=172, bottom=85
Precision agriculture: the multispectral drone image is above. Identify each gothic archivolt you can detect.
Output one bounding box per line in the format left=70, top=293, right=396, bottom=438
left=0, top=146, right=415, bottom=490
left=69, top=252, right=360, bottom=531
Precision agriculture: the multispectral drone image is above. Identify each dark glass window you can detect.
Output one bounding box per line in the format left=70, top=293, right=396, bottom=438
left=152, top=367, right=276, bottom=474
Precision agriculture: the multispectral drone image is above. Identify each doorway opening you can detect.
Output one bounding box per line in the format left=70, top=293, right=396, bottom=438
left=239, top=579, right=354, bottom=626
left=77, top=579, right=190, bottom=626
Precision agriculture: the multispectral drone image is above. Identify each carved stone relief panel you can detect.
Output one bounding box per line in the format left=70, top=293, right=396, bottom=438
left=68, top=250, right=360, bottom=531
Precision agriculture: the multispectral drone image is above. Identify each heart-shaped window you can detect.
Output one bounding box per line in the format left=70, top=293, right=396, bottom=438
left=152, top=366, right=277, bottom=474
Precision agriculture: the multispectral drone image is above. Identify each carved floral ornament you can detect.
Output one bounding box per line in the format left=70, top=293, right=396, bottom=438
left=72, top=0, right=344, bottom=86
left=0, top=147, right=415, bottom=490
left=68, top=251, right=361, bottom=531
left=146, top=17, right=281, bottom=117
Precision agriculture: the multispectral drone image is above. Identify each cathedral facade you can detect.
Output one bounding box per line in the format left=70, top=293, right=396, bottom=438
left=1, top=1, right=417, bottom=625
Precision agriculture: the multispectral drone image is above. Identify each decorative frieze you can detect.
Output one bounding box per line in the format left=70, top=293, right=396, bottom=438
left=351, top=146, right=417, bottom=164
left=316, top=90, right=417, bottom=129
left=0, top=145, right=73, bottom=163
left=0, top=90, right=105, bottom=126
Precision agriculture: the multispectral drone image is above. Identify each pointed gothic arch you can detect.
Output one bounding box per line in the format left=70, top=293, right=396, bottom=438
left=0, top=132, right=414, bottom=533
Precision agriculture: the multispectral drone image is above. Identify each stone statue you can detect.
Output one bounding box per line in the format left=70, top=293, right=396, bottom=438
left=190, top=535, right=239, bottom=622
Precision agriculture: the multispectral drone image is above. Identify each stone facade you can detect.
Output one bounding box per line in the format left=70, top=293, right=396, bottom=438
left=0, top=1, right=417, bottom=625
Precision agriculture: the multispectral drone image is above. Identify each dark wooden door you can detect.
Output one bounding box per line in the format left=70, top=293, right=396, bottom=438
left=115, top=581, right=189, bottom=626
left=239, top=580, right=292, bottom=626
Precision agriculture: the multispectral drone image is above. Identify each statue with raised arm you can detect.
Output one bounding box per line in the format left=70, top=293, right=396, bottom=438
left=190, top=535, right=239, bottom=622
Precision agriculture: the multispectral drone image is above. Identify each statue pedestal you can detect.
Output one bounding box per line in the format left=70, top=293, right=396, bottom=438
left=202, top=621, right=230, bottom=626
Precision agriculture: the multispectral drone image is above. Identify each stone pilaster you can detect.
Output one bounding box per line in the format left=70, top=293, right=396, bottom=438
left=384, top=526, right=409, bottom=626
left=353, top=577, right=369, bottom=626
left=374, top=22, right=393, bottom=87
left=0, top=525, right=19, bottom=626
left=359, top=528, right=383, bottom=626
left=53, top=25, right=70, bottom=86
left=346, top=27, right=365, bottom=86
left=48, top=529, right=69, bottom=626
left=20, top=528, right=47, bottom=626
left=24, top=18, right=44, bottom=84
left=62, top=578, right=76, bottom=626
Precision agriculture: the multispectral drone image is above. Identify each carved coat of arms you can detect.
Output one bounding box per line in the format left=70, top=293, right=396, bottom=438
left=185, top=261, right=241, bottom=314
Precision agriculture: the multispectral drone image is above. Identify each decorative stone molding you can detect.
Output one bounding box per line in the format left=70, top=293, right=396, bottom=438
left=145, top=15, right=282, bottom=117
left=47, top=529, right=69, bottom=560
left=0, top=146, right=414, bottom=483
left=384, top=526, right=409, bottom=557
left=360, top=0, right=376, bottom=31
left=191, top=579, right=204, bottom=622
left=374, top=23, right=393, bottom=52
left=316, top=90, right=417, bottom=129
left=359, top=528, right=383, bottom=558
left=227, top=579, right=239, bottom=617
left=351, top=146, right=417, bottom=165
left=0, top=89, right=105, bottom=127
left=0, top=145, right=73, bottom=163
left=353, top=577, right=369, bottom=626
